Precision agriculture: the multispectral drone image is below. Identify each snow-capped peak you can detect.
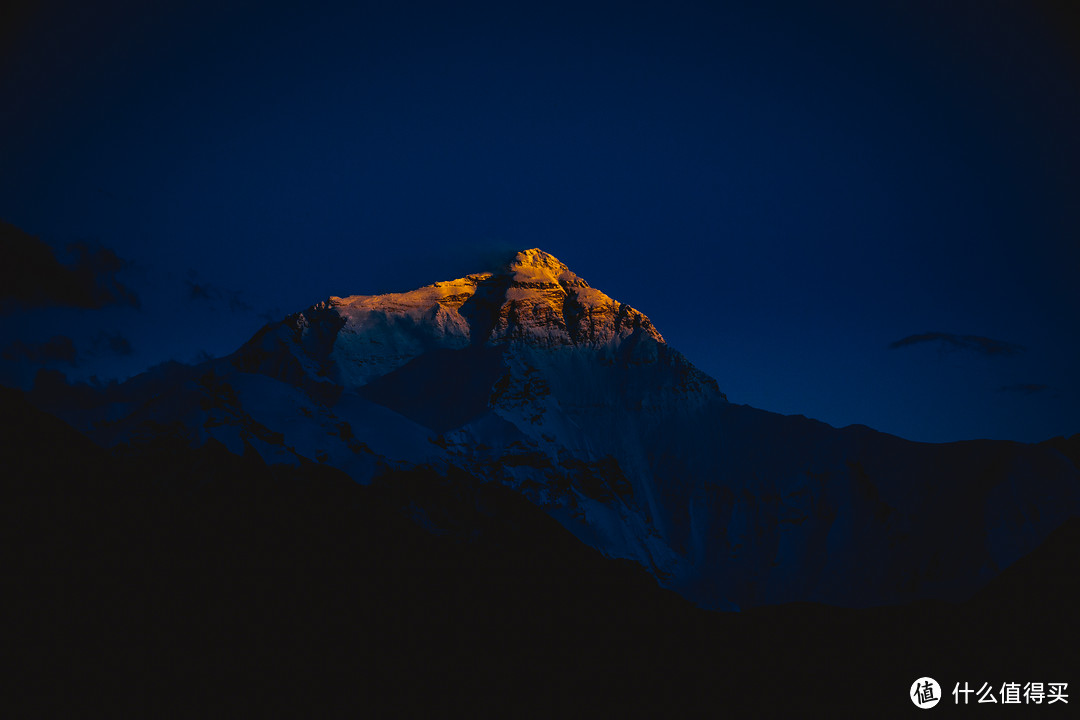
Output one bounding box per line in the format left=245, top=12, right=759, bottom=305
left=328, top=248, right=658, bottom=346
left=491, top=249, right=664, bottom=347
left=236, top=250, right=673, bottom=390
left=505, top=248, right=579, bottom=283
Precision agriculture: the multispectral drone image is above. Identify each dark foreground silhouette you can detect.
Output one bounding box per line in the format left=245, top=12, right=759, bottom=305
left=5, top=386, right=1077, bottom=716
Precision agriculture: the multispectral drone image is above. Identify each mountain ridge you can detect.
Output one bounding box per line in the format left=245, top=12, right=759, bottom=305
left=25, top=249, right=1080, bottom=612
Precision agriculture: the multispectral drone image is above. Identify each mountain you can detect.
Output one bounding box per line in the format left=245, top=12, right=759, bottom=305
left=8, top=383, right=1079, bottom=716
left=30, top=249, right=1080, bottom=613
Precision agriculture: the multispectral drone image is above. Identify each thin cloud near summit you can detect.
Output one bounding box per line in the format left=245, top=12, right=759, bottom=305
left=185, top=270, right=254, bottom=313
left=89, top=331, right=134, bottom=358
left=888, top=332, right=1024, bottom=357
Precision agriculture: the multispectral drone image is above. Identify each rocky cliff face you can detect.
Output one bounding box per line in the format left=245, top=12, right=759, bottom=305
left=35, top=249, right=1080, bottom=611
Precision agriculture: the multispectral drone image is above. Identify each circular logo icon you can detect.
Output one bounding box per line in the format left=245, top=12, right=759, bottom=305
left=911, top=677, right=941, bottom=709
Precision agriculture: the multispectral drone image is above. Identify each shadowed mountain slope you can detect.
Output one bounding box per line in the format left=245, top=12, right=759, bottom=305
left=6, top=385, right=1077, bottom=715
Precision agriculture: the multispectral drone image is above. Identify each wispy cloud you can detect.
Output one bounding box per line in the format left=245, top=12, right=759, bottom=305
left=2, top=329, right=134, bottom=369
left=0, top=220, right=140, bottom=312
left=257, top=307, right=284, bottom=325
left=2, top=336, right=79, bottom=366
left=185, top=270, right=253, bottom=313
left=889, top=332, right=1024, bottom=357
left=90, top=331, right=134, bottom=357
left=998, top=383, right=1049, bottom=395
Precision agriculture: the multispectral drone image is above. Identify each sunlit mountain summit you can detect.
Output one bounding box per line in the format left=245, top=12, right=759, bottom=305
left=238, top=248, right=680, bottom=386
left=36, top=249, right=1080, bottom=611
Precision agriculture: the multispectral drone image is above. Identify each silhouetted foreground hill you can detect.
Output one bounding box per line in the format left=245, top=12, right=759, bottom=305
left=5, top=386, right=1077, bottom=716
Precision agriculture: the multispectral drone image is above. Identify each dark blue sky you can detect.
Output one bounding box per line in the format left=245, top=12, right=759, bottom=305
left=2, top=0, right=1077, bottom=443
